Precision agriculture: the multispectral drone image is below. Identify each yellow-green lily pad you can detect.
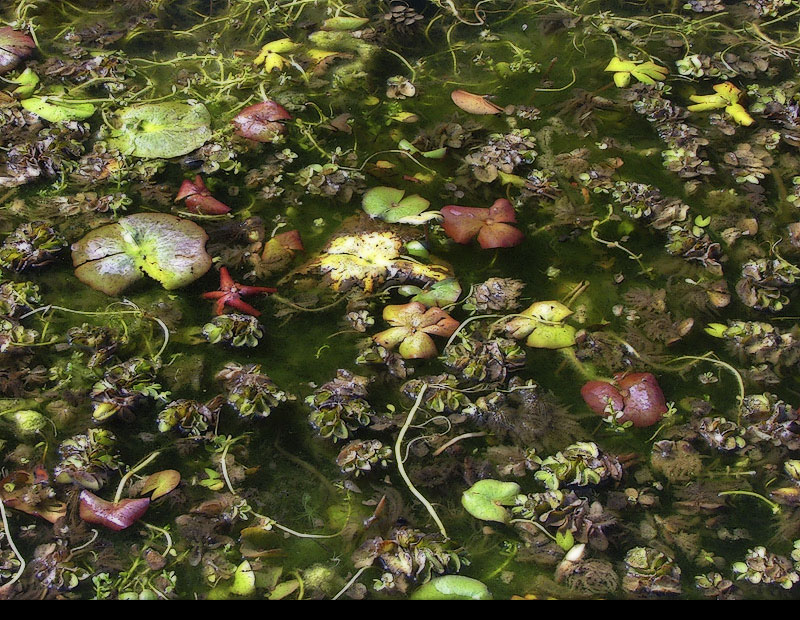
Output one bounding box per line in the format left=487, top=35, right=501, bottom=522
left=71, top=213, right=212, bottom=296
left=461, top=479, right=521, bottom=523
left=108, top=102, right=212, bottom=159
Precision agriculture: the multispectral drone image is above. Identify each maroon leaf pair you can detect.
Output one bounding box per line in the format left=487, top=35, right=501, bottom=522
left=441, top=198, right=524, bottom=249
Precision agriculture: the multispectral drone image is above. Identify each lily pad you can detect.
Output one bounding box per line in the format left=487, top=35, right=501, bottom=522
left=108, top=102, right=212, bottom=159
left=461, top=479, right=521, bottom=523
left=410, top=576, right=493, bottom=600
left=71, top=213, right=212, bottom=296
left=362, top=186, right=435, bottom=224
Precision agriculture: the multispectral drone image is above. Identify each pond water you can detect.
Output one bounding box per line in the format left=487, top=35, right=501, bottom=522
left=1, top=0, right=800, bottom=600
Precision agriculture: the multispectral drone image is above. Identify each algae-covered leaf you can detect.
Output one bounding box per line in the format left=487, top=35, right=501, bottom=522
left=229, top=561, right=257, bottom=596
left=72, top=213, right=212, bottom=296
left=410, top=576, right=493, bottom=600
left=461, top=479, right=521, bottom=523
left=21, top=89, right=95, bottom=122
left=108, top=102, right=212, bottom=159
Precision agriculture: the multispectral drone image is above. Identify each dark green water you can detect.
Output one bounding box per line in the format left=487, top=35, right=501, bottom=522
left=1, top=0, right=800, bottom=600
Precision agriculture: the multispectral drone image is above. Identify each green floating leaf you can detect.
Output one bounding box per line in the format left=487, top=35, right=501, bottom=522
left=21, top=87, right=95, bottom=122
left=362, top=186, right=434, bottom=224
left=461, top=479, right=521, bottom=523
left=410, top=576, right=493, bottom=600
left=229, top=561, right=257, bottom=596
left=11, top=68, right=38, bottom=98
left=504, top=301, right=577, bottom=349
left=71, top=213, right=212, bottom=296
left=108, top=102, right=212, bottom=159
left=139, top=469, right=180, bottom=501
left=411, top=278, right=462, bottom=307
left=321, top=16, right=369, bottom=31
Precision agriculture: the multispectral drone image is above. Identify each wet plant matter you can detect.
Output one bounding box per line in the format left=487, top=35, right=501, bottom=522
left=2, top=0, right=800, bottom=601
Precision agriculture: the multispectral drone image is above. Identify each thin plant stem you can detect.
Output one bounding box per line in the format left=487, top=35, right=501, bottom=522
left=114, top=451, right=161, bottom=504
left=395, top=385, right=448, bottom=538
left=0, top=499, right=25, bottom=589
left=332, top=566, right=370, bottom=600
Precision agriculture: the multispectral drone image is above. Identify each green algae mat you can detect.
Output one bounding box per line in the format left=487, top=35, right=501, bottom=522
left=1, top=0, right=800, bottom=600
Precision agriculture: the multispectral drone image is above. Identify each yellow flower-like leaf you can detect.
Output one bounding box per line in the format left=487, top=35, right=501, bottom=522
left=688, top=82, right=753, bottom=126
left=503, top=300, right=576, bottom=349
left=374, top=302, right=459, bottom=359
left=604, top=57, right=668, bottom=88
left=254, top=38, right=299, bottom=71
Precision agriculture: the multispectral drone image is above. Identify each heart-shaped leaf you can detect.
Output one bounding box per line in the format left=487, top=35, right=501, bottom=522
left=461, top=479, right=521, bottom=523
left=108, top=102, right=212, bottom=159
left=71, top=213, right=212, bottom=296
left=232, top=101, right=291, bottom=142
left=362, top=186, right=433, bottom=224
left=140, top=469, right=180, bottom=500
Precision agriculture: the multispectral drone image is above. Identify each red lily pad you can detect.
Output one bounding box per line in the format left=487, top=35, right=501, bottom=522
left=441, top=199, right=523, bottom=249
left=233, top=101, right=292, bottom=142
left=79, top=490, right=150, bottom=531
left=616, top=372, right=668, bottom=428
left=581, top=373, right=667, bottom=428
left=0, top=27, right=35, bottom=76
left=175, top=175, right=231, bottom=215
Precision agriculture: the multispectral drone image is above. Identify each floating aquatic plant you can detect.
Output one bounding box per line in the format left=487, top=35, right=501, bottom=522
left=71, top=213, right=212, bottom=296
left=373, top=302, right=459, bottom=359
left=441, top=199, right=523, bottom=249
left=232, top=100, right=291, bottom=142
left=581, top=373, right=668, bottom=428
left=361, top=186, right=438, bottom=224
left=604, top=57, right=668, bottom=87
left=688, top=82, right=754, bottom=126
left=503, top=300, right=576, bottom=349
left=108, top=102, right=212, bottom=159
left=202, top=266, right=275, bottom=317
left=175, top=175, right=231, bottom=215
